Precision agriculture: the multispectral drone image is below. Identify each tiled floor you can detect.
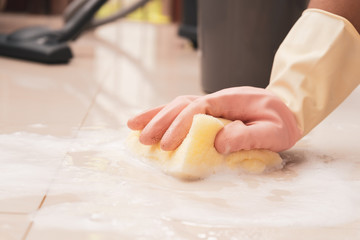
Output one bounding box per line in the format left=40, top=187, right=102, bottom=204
left=1, top=14, right=360, bottom=240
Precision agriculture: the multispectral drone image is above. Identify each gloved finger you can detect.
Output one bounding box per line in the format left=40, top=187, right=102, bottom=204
left=139, top=95, right=198, bottom=145
left=160, top=99, right=206, bottom=151
left=158, top=89, right=263, bottom=151
left=127, top=105, right=165, bottom=130
left=214, top=120, right=286, bottom=154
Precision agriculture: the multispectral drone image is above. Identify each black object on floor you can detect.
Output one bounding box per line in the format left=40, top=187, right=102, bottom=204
left=0, top=0, right=149, bottom=64
left=178, top=0, right=198, bottom=49
left=0, top=0, right=107, bottom=64
left=199, top=0, right=308, bottom=93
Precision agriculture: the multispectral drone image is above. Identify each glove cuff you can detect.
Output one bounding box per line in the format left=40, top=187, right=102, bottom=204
left=267, top=8, right=360, bottom=136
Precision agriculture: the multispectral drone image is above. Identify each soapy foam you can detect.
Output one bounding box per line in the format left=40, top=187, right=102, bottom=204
left=0, top=132, right=72, bottom=200
left=2, top=128, right=360, bottom=239
left=38, top=130, right=360, bottom=226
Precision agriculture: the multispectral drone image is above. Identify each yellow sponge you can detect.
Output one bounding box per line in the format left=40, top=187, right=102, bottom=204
left=127, top=114, right=283, bottom=179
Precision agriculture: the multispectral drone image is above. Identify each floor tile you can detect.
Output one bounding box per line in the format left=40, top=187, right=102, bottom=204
left=0, top=51, right=107, bottom=137
left=83, top=21, right=202, bottom=129
left=27, top=226, right=360, bottom=240
left=0, top=15, right=114, bottom=214
left=26, top=127, right=360, bottom=239
left=1, top=12, right=360, bottom=240
left=0, top=213, right=30, bottom=240
left=0, top=132, right=71, bottom=213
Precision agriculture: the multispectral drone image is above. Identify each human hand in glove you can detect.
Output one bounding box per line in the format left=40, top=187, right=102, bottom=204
left=128, top=6, right=360, bottom=155
left=127, top=87, right=302, bottom=154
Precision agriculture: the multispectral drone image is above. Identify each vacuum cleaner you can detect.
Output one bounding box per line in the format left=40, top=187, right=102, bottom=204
left=0, top=0, right=149, bottom=64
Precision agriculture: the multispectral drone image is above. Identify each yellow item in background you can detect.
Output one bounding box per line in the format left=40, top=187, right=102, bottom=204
left=96, top=0, right=170, bottom=24
left=127, top=114, right=283, bottom=180
left=267, top=9, right=360, bottom=136
left=96, top=0, right=122, bottom=19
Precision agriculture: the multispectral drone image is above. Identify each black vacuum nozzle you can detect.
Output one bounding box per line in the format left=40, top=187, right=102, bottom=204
left=0, top=0, right=107, bottom=64
left=0, top=27, right=72, bottom=64
left=0, top=0, right=150, bottom=64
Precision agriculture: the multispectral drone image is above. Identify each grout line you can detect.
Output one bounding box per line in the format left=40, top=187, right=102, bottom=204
left=20, top=195, right=48, bottom=240
left=21, top=221, right=34, bottom=240
left=77, top=79, right=104, bottom=130
left=20, top=57, right=113, bottom=240
left=37, top=195, right=47, bottom=210
left=20, top=87, right=105, bottom=240
left=76, top=55, right=114, bottom=131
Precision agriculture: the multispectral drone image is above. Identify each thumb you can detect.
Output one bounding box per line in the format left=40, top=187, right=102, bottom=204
left=214, top=120, right=283, bottom=154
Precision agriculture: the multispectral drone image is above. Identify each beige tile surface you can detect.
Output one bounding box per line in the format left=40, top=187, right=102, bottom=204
left=82, top=21, right=202, bottom=129
left=0, top=15, right=112, bottom=213
left=0, top=44, right=109, bottom=137
left=25, top=226, right=360, bottom=240
left=1, top=12, right=360, bottom=240
left=0, top=213, right=31, bottom=240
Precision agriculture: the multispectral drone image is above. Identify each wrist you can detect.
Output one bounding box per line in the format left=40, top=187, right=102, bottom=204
left=267, top=9, right=360, bottom=136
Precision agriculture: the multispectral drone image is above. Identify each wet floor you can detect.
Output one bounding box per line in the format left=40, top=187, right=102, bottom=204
left=1, top=14, right=360, bottom=240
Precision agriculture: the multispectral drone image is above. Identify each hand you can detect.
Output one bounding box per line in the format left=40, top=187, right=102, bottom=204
left=127, top=87, right=302, bottom=154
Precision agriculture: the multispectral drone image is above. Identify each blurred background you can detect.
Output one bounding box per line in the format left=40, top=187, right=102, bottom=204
left=0, top=0, right=307, bottom=92
left=0, top=0, right=180, bottom=23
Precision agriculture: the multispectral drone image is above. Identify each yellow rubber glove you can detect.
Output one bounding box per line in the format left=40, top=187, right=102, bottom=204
left=128, top=9, right=360, bottom=154
left=267, top=9, right=360, bottom=135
